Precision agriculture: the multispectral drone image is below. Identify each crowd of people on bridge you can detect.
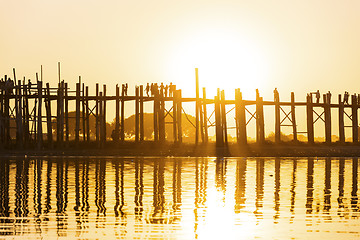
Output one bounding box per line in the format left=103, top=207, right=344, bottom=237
left=0, top=78, right=15, bottom=94
left=145, top=82, right=175, bottom=97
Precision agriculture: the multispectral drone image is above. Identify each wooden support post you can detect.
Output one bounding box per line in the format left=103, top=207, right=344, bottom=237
left=338, top=94, right=345, bottom=143
left=135, top=86, right=140, bottom=143
left=202, top=87, right=208, bottom=143
left=177, top=90, right=182, bottom=143
left=235, top=89, right=247, bottom=144
left=16, top=80, right=23, bottom=148
left=86, top=86, right=90, bottom=142
left=115, top=84, right=120, bottom=142
left=0, top=82, right=3, bottom=147
left=23, top=82, right=30, bottom=147
left=159, top=89, right=165, bottom=142
left=324, top=94, right=332, bottom=144
left=291, top=92, right=297, bottom=141
left=75, top=82, right=80, bottom=145
left=256, top=89, right=265, bottom=144
left=153, top=89, right=159, bottom=142
left=306, top=94, right=314, bottom=144
left=352, top=94, right=358, bottom=143
left=195, top=68, right=200, bottom=145
left=96, top=83, right=100, bottom=144
left=99, top=92, right=103, bottom=148
left=103, top=85, right=107, bottom=144
left=82, top=83, right=86, bottom=142
left=37, top=80, right=43, bottom=149
left=45, top=83, right=53, bottom=148
left=4, top=76, right=10, bottom=146
left=120, top=85, right=125, bottom=142
left=274, top=89, right=280, bottom=143
left=172, top=87, right=178, bottom=143
left=215, top=89, right=223, bottom=147
left=64, top=83, right=69, bottom=145
left=56, top=82, right=63, bottom=147
left=221, top=90, right=228, bottom=145
left=140, top=85, right=144, bottom=142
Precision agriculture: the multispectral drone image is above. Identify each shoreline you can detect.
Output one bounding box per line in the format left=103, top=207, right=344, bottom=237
left=2, top=142, right=360, bottom=158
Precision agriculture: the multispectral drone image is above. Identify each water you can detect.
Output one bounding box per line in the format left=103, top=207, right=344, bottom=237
left=0, top=157, right=359, bottom=239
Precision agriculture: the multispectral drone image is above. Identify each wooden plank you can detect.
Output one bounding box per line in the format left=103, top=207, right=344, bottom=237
left=140, top=85, right=144, bottom=142
left=64, top=83, right=69, bottom=145
left=159, top=88, right=165, bottom=142
left=291, top=92, right=297, bottom=141
left=221, top=90, right=228, bottom=145
left=135, top=86, right=139, bottom=142
left=215, top=89, right=223, bottom=147
left=96, top=83, right=100, bottom=144
left=306, top=94, right=314, bottom=144
left=75, top=82, right=80, bottom=145
left=324, top=94, right=331, bottom=143
left=202, top=87, right=208, bottom=143
left=56, top=82, right=62, bottom=146
left=274, top=89, right=280, bottom=143
left=114, top=84, right=120, bottom=142
left=86, top=86, right=90, bottom=142
left=172, top=86, right=177, bottom=143
left=195, top=68, right=199, bottom=145
left=82, top=83, right=86, bottom=142
left=352, top=95, right=358, bottom=143
left=37, top=80, right=43, bottom=149
left=338, top=94, right=345, bottom=143
left=256, top=90, right=265, bottom=144
left=16, top=80, right=23, bottom=148
left=23, top=81, right=30, bottom=147
left=153, top=88, right=159, bottom=142
left=45, top=83, right=53, bottom=148
left=177, top=90, right=182, bottom=143
left=99, top=92, right=103, bottom=148
left=103, top=85, right=107, bottom=144
left=120, top=84, right=125, bottom=142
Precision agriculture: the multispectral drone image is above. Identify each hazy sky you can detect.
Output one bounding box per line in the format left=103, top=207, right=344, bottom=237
left=2, top=0, right=360, bottom=100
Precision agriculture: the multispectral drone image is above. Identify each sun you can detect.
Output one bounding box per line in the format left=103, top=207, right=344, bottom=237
left=166, top=28, right=270, bottom=99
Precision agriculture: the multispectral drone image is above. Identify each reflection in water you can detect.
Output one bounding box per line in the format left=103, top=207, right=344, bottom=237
left=274, top=158, right=280, bottom=222
left=324, top=158, right=331, bottom=213
left=352, top=157, right=358, bottom=212
left=234, top=158, right=246, bottom=213
left=0, top=157, right=359, bottom=239
left=194, top=158, right=208, bottom=239
left=134, top=158, right=144, bottom=219
left=255, top=158, right=264, bottom=220
left=289, top=159, right=297, bottom=223
left=151, top=158, right=165, bottom=224
left=306, top=158, right=314, bottom=215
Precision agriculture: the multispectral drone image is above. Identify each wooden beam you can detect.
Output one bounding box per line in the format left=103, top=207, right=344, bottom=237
left=291, top=92, right=297, bottom=141
left=352, top=95, right=358, bottom=143
left=338, top=94, right=345, bottom=143
left=306, top=94, right=314, bottom=144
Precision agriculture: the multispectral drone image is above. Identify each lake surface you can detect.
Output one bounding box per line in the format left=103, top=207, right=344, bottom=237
left=0, top=157, right=359, bottom=239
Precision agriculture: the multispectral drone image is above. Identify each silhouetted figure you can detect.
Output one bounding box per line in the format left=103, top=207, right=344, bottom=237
left=160, top=83, right=164, bottom=96
left=344, top=91, right=349, bottom=104
left=169, top=82, right=174, bottom=97
left=273, top=88, right=279, bottom=100
left=316, top=90, right=320, bottom=103
left=122, top=84, right=125, bottom=96
left=164, top=85, right=168, bottom=97
left=327, top=91, right=331, bottom=103
left=145, top=83, right=150, bottom=97
left=155, top=83, right=159, bottom=96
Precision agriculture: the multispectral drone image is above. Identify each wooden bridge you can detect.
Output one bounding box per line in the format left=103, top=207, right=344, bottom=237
left=0, top=67, right=359, bottom=150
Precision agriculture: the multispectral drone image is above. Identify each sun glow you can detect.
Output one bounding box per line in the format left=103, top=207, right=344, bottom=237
left=167, top=29, right=270, bottom=98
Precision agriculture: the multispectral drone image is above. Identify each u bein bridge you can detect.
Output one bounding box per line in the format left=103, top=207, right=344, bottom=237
left=1, top=68, right=360, bottom=150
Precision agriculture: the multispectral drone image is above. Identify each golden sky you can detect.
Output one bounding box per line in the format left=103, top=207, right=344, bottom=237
left=1, top=0, right=360, bottom=100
